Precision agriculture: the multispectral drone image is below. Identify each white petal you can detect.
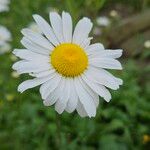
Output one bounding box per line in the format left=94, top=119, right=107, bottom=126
left=100, top=49, right=123, bottom=58
left=76, top=101, right=88, bottom=117
left=89, top=58, right=122, bottom=70
left=93, top=67, right=123, bottom=86
left=21, top=37, right=50, bottom=55
left=55, top=78, right=70, bottom=114
left=33, top=14, right=59, bottom=46
left=74, top=77, right=96, bottom=117
left=86, top=43, right=104, bottom=55
left=13, top=49, right=49, bottom=62
left=43, top=94, right=58, bottom=106
left=12, top=60, right=25, bottom=69
left=31, top=69, right=55, bottom=78
left=79, top=77, right=99, bottom=108
left=43, top=78, right=64, bottom=106
left=73, top=17, right=93, bottom=45
left=85, top=67, right=120, bottom=90
left=18, top=75, right=53, bottom=93
left=21, top=29, right=54, bottom=51
left=49, top=12, right=64, bottom=43
left=65, top=79, right=78, bottom=113
left=12, top=61, right=50, bottom=74
left=82, top=74, right=111, bottom=102
left=80, top=37, right=93, bottom=49
left=62, top=11, right=72, bottom=43
left=114, top=77, right=123, bottom=85
left=89, top=49, right=123, bottom=59
left=40, top=73, right=62, bottom=99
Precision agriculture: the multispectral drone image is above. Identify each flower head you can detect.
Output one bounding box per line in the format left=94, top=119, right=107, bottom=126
left=12, top=11, right=123, bottom=117
left=0, top=25, right=11, bottom=54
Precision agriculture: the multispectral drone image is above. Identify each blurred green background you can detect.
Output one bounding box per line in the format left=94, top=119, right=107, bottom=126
left=0, top=0, right=150, bottom=149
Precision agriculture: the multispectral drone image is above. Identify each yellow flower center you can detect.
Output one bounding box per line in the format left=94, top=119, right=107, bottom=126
left=51, top=43, right=88, bottom=77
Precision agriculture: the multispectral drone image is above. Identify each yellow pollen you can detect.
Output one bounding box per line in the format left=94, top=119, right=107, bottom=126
left=51, top=43, right=88, bottom=77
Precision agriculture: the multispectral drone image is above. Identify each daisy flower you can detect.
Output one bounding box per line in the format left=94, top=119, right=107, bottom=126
left=0, top=25, right=11, bottom=54
left=12, top=11, right=123, bottom=117
left=0, top=0, right=10, bottom=12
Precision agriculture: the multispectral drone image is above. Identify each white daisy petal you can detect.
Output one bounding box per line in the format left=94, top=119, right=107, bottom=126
left=40, top=73, right=62, bottom=99
left=86, top=43, right=104, bottom=54
left=92, top=67, right=123, bottom=86
left=89, top=49, right=123, bottom=59
left=82, top=74, right=111, bottom=102
left=21, top=28, right=54, bottom=51
left=27, top=22, right=42, bottom=34
left=85, top=67, right=120, bottom=90
left=73, top=17, right=93, bottom=45
left=18, top=75, right=53, bottom=93
left=13, top=49, right=49, bottom=62
left=89, top=58, right=122, bottom=70
left=21, top=37, right=50, bottom=55
left=80, top=37, right=93, bottom=49
left=74, top=77, right=96, bottom=117
left=43, top=78, right=64, bottom=106
left=76, top=101, right=88, bottom=117
left=49, top=12, right=64, bottom=43
left=33, top=14, right=59, bottom=46
left=101, top=49, right=123, bottom=58
left=43, top=93, right=58, bottom=106
left=65, top=79, right=78, bottom=113
left=79, top=77, right=99, bottom=107
left=31, top=69, right=55, bottom=78
left=12, top=60, right=50, bottom=74
left=114, top=77, right=123, bottom=85
left=55, top=78, right=71, bottom=114
left=62, top=11, right=73, bottom=43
